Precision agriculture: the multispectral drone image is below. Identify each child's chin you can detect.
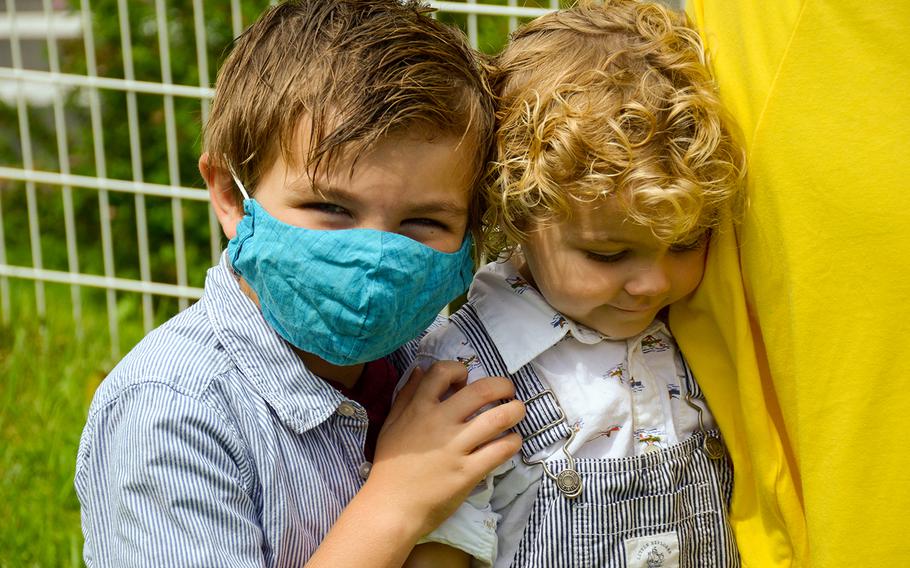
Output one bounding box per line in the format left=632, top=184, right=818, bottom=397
left=594, top=318, right=655, bottom=340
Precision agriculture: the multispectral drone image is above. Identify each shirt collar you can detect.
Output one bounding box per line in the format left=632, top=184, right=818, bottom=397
left=468, top=258, right=670, bottom=374
left=204, top=252, right=346, bottom=434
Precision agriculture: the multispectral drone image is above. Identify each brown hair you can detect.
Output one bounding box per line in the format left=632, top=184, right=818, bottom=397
left=486, top=0, right=745, bottom=255
left=204, top=0, right=494, bottom=227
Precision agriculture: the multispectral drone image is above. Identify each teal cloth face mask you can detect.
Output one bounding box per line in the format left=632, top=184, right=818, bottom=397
left=225, top=168, right=474, bottom=367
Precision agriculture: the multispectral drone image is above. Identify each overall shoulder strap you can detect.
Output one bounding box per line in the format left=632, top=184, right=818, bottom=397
left=450, top=302, right=574, bottom=459
left=677, top=351, right=704, bottom=400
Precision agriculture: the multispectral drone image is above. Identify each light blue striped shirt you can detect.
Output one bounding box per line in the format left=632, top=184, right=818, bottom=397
left=75, top=253, right=423, bottom=567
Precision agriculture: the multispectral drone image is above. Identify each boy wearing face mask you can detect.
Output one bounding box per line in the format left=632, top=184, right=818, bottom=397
left=74, top=2, right=525, bottom=567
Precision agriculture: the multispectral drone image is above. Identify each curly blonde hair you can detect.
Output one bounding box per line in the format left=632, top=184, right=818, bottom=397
left=485, top=0, right=745, bottom=255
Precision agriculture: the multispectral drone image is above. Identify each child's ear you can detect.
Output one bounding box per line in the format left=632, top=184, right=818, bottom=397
left=200, top=153, right=244, bottom=240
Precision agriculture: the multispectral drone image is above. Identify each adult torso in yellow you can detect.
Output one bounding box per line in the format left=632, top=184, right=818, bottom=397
left=670, top=1, right=910, bottom=566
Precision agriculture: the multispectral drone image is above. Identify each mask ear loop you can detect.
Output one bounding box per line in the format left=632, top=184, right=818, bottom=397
left=223, top=155, right=251, bottom=200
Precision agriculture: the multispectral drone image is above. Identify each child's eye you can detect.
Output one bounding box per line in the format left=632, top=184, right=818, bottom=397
left=304, top=203, right=351, bottom=217
left=404, top=218, right=449, bottom=231
left=586, top=250, right=627, bottom=263
left=669, top=234, right=708, bottom=253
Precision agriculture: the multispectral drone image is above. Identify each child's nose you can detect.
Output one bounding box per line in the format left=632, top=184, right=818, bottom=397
left=357, top=219, right=397, bottom=234
left=624, top=262, right=672, bottom=298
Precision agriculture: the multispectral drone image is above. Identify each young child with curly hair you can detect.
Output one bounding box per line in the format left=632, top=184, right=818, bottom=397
left=403, top=1, right=745, bottom=567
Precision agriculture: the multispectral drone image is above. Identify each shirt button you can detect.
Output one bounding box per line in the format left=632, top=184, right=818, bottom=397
left=337, top=402, right=357, bottom=417
left=358, top=461, right=372, bottom=480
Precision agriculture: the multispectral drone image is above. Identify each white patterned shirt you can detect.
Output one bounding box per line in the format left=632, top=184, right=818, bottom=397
left=414, top=259, right=717, bottom=568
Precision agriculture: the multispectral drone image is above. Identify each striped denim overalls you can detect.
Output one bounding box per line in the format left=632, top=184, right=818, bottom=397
left=451, top=303, right=739, bottom=568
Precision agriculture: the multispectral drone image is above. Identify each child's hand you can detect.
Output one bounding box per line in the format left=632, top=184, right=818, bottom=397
left=368, top=360, right=525, bottom=537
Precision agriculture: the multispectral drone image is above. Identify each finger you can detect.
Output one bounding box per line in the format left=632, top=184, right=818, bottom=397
left=387, top=366, right=423, bottom=423
left=413, top=360, right=469, bottom=402
left=459, top=398, right=525, bottom=450
left=465, top=432, right=523, bottom=481
left=444, top=376, right=517, bottom=420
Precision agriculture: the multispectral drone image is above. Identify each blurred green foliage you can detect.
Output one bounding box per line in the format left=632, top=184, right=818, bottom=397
left=0, top=280, right=148, bottom=568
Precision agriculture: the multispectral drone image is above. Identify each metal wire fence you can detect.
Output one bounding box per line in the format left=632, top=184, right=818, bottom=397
left=0, top=0, right=681, bottom=358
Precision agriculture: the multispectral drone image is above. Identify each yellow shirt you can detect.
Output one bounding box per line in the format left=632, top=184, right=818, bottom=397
left=671, top=2, right=910, bottom=566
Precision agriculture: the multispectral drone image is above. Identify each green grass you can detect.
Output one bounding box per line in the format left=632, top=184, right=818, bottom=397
left=0, top=280, right=153, bottom=567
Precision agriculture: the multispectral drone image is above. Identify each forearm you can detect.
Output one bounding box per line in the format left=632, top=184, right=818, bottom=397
left=304, top=482, right=423, bottom=568
left=305, top=362, right=523, bottom=567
